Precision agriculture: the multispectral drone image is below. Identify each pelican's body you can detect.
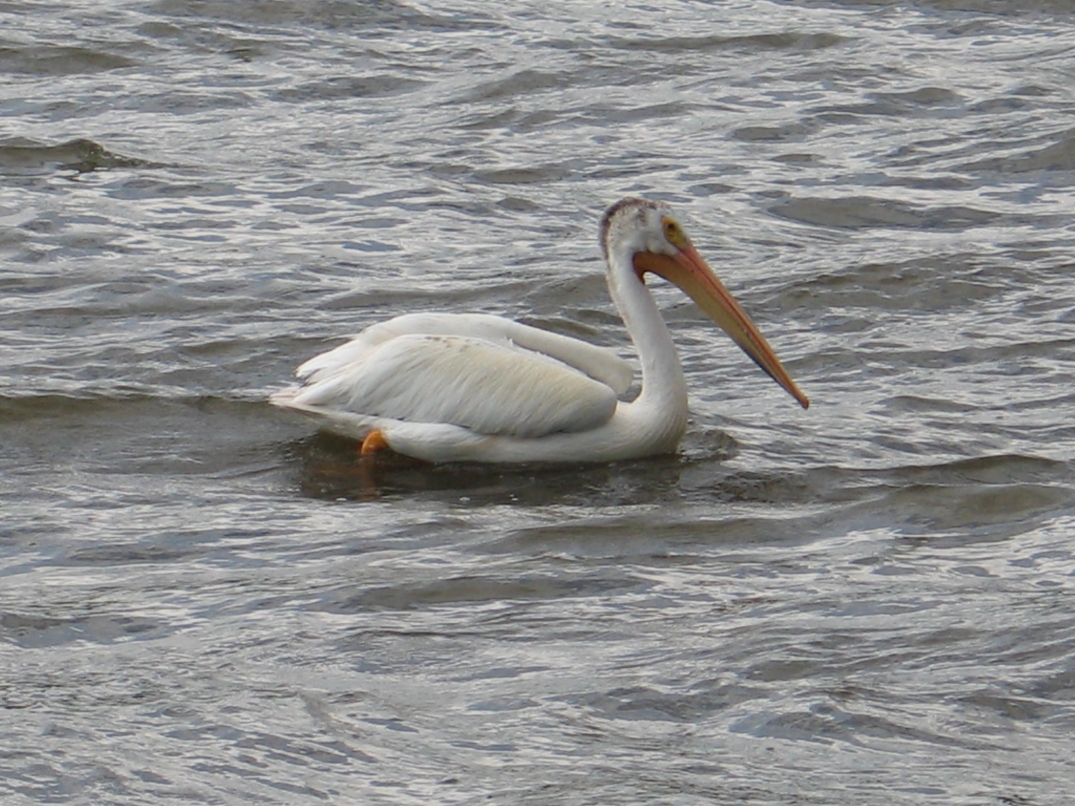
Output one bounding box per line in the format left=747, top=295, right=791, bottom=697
left=271, top=198, right=808, bottom=463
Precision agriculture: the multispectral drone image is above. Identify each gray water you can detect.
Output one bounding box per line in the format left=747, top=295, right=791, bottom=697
left=2, top=1, right=1075, bottom=804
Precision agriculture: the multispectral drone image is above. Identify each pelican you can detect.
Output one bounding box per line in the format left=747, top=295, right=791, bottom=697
left=271, top=198, right=808, bottom=463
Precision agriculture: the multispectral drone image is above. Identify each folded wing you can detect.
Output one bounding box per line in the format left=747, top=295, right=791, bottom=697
left=279, top=316, right=629, bottom=439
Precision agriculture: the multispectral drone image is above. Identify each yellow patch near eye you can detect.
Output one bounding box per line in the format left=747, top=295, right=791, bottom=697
left=662, top=217, right=689, bottom=249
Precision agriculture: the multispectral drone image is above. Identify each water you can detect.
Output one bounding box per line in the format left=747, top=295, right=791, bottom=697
left=2, top=0, right=1075, bottom=803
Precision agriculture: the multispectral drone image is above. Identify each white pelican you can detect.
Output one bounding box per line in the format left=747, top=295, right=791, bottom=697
left=271, top=198, right=809, bottom=463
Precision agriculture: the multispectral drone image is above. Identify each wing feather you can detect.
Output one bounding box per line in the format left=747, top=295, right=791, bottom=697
left=296, top=313, right=633, bottom=395
left=287, top=332, right=618, bottom=439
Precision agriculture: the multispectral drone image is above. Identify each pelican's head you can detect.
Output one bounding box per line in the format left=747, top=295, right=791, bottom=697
left=599, top=197, right=680, bottom=261
left=599, top=197, right=809, bottom=410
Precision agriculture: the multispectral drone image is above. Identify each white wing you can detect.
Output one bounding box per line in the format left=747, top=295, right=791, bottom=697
left=296, top=313, right=633, bottom=394
left=276, top=314, right=633, bottom=439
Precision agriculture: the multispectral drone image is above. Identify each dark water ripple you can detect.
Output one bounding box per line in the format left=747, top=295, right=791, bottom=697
left=3, top=1, right=1075, bottom=805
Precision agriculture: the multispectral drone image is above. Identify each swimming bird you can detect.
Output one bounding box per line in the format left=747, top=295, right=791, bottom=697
left=271, top=198, right=808, bottom=463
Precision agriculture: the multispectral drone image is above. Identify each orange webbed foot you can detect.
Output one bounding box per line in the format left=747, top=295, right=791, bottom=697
left=359, top=428, right=389, bottom=457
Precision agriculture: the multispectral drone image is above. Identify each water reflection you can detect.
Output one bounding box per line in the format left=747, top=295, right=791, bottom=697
left=286, top=431, right=711, bottom=506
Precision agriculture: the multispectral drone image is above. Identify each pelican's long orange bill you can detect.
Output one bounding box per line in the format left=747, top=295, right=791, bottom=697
left=634, top=247, right=810, bottom=409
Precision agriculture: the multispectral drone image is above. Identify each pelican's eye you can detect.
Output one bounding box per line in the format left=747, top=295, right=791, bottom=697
left=662, top=217, right=688, bottom=248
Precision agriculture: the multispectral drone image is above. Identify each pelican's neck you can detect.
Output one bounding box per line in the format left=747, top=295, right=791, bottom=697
left=607, top=247, right=689, bottom=425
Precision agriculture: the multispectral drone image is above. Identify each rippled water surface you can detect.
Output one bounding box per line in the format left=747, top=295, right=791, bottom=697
left=3, top=1, right=1075, bottom=804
